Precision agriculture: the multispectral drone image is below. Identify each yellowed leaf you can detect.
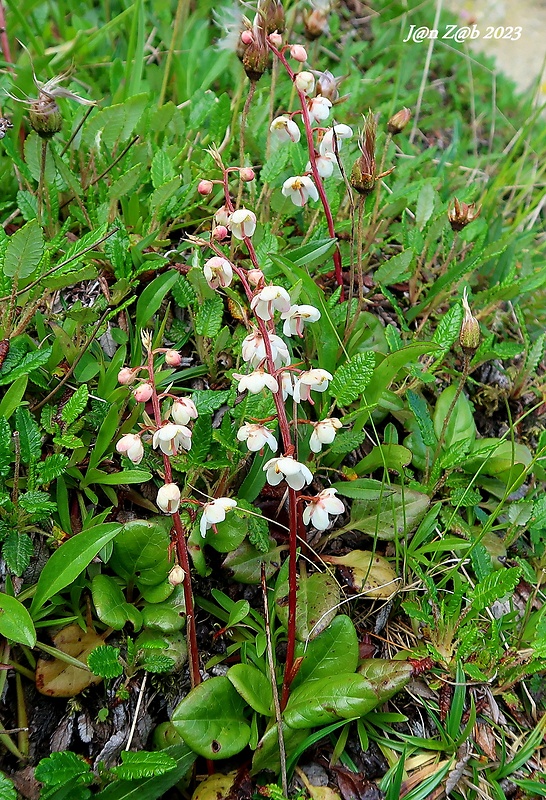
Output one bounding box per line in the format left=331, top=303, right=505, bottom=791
left=35, top=624, right=105, bottom=697
left=323, top=550, right=399, bottom=597
left=191, top=771, right=237, bottom=800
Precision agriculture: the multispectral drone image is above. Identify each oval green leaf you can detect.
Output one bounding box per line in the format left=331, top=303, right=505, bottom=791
left=0, top=593, right=36, bottom=647
left=283, top=673, right=379, bottom=729
left=292, top=614, right=359, bottom=690
left=228, top=663, right=273, bottom=716
left=275, top=568, right=339, bottom=642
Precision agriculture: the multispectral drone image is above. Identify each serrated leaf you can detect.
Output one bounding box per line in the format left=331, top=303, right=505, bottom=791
left=407, top=390, right=436, bottom=447
left=37, top=454, right=70, bottom=485
left=87, top=645, right=124, bottom=678
left=330, top=352, right=375, bottom=406
left=3, top=218, right=44, bottom=279
left=433, top=301, right=464, bottom=351
left=261, top=146, right=290, bottom=184
left=470, top=567, right=521, bottom=611
left=112, top=751, right=176, bottom=780
left=141, top=654, right=176, bottom=673
left=150, top=176, right=182, bottom=216
left=15, top=406, right=41, bottom=464
left=171, top=274, right=196, bottom=309
left=135, top=270, right=179, bottom=330
left=415, top=183, right=436, bottom=230
left=0, top=773, right=17, bottom=800
left=19, top=491, right=56, bottom=517
left=0, top=348, right=52, bottom=386
left=329, top=429, right=366, bottom=455
left=61, top=385, right=89, bottom=425
left=186, top=414, right=211, bottom=464
left=194, top=295, right=223, bottom=337
left=94, top=744, right=196, bottom=800
left=35, top=751, right=92, bottom=787
left=375, top=249, right=414, bottom=285
left=151, top=150, right=175, bottom=189
left=53, top=432, right=84, bottom=449
left=191, top=389, right=230, bottom=414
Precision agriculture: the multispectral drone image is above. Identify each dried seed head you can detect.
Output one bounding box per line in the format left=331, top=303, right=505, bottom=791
left=257, top=0, right=285, bottom=34
left=315, top=70, right=342, bottom=102
left=242, top=21, right=270, bottom=81
left=387, top=107, right=411, bottom=134
left=460, top=288, right=480, bottom=356
left=448, top=198, right=481, bottom=232
left=350, top=111, right=377, bottom=195
left=29, top=95, right=63, bottom=138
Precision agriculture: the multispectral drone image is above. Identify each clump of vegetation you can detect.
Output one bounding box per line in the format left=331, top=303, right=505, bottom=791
left=0, top=0, right=545, bottom=798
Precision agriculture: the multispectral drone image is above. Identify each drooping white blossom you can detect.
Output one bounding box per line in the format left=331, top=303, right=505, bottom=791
left=293, top=369, right=333, bottom=403
left=171, top=398, right=198, bottom=426
left=319, top=124, right=353, bottom=156
left=157, top=483, right=181, bottom=514
left=302, top=488, right=344, bottom=530
left=152, top=423, right=192, bottom=456
left=308, top=94, right=332, bottom=124
left=263, top=456, right=313, bottom=491
left=270, top=115, right=301, bottom=143
left=229, top=208, right=257, bottom=239
left=237, top=423, right=278, bottom=453
left=241, top=331, right=290, bottom=369
left=281, top=304, right=321, bottom=337
left=306, top=152, right=336, bottom=179
left=204, top=256, right=233, bottom=289
left=233, top=369, right=279, bottom=394
left=309, top=417, right=342, bottom=453
left=200, top=497, right=237, bottom=537
left=282, top=175, right=319, bottom=207
left=116, top=434, right=144, bottom=465
left=294, top=71, right=315, bottom=95
left=279, top=371, right=294, bottom=400
left=250, top=285, right=291, bottom=321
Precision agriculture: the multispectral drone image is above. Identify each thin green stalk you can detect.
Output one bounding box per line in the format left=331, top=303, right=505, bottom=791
left=429, top=355, right=470, bottom=487
left=158, top=0, right=188, bottom=107
left=15, top=673, right=29, bottom=757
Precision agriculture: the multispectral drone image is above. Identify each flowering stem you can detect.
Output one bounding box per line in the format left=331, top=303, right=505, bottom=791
left=236, top=80, right=256, bottom=210
left=268, top=44, right=344, bottom=294
left=146, top=345, right=200, bottom=689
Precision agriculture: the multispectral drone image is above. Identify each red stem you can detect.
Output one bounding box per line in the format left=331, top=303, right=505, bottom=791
left=267, top=44, right=344, bottom=295
left=147, top=345, right=201, bottom=689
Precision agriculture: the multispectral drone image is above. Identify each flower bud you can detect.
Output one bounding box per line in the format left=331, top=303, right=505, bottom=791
left=268, top=32, right=282, bottom=47
left=242, top=25, right=269, bottom=81
left=198, top=179, right=214, bottom=195
left=133, top=383, right=153, bottom=403
left=29, top=96, right=63, bottom=138
left=240, top=167, right=255, bottom=182
left=165, top=350, right=182, bottom=367
left=294, top=71, right=315, bottom=96
left=460, top=289, right=480, bottom=356
left=157, top=483, right=181, bottom=514
left=304, top=8, right=329, bottom=40
left=448, top=198, right=481, bottom=232
left=258, top=0, right=285, bottom=34
left=316, top=70, right=340, bottom=102
left=387, top=107, right=411, bottom=134
left=118, top=367, right=137, bottom=385
left=215, top=205, right=231, bottom=227
left=290, top=44, right=308, bottom=62
left=247, top=269, right=265, bottom=287
left=168, top=565, right=186, bottom=586
left=241, top=30, right=253, bottom=45
left=212, top=225, right=229, bottom=241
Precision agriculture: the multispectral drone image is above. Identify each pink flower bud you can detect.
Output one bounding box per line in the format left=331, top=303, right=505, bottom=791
left=198, top=179, right=214, bottom=195
left=240, top=167, right=255, bottom=182
left=118, top=367, right=136, bottom=385
left=212, top=225, right=229, bottom=241
left=241, top=30, right=253, bottom=45
left=247, top=269, right=265, bottom=287
left=168, top=565, right=186, bottom=586
left=133, top=383, right=153, bottom=403
left=165, top=349, right=182, bottom=367
left=290, top=44, right=307, bottom=62
left=268, top=32, right=282, bottom=47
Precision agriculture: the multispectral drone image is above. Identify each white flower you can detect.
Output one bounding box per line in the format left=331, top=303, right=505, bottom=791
left=250, top=285, right=291, bottom=321
left=233, top=369, right=279, bottom=394
left=281, top=304, right=321, bottom=337
left=282, top=176, right=319, bottom=207
left=279, top=371, right=294, bottom=400
left=237, top=423, right=278, bottom=452
left=308, top=95, right=332, bottom=123
left=200, top=497, right=237, bottom=537
left=171, top=398, right=198, bottom=426
left=204, top=256, right=233, bottom=289
left=214, top=205, right=231, bottom=227
left=241, top=331, right=290, bottom=369
left=229, top=208, right=256, bottom=239
left=293, top=369, right=333, bottom=403
left=309, top=418, right=342, bottom=453
left=294, top=71, right=315, bottom=95
left=157, top=483, right=181, bottom=514
left=116, top=434, right=144, bottom=465
left=264, top=456, right=314, bottom=491
left=303, top=488, right=344, bottom=530
left=319, top=124, right=353, bottom=156
left=306, top=152, right=336, bottom=179
left=152, top=423, right=192, bottom=456
left=270, top=115, right=301, bottom=143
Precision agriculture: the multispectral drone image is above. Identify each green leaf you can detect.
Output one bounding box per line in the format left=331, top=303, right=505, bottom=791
left=150, top=176, right=182, bottom=216
left=200, top=509, right=246, bottom=553
left=194, top=295, right=223, bottom=337
left=94, top=744, right=196, bottom=800
left=275, top=568, right=339, bottom=641
left=60, top=385, right=89, bottom=425
left=0, top=375, right=28, bottom=419
left=470, top=567, right=522, bottom=612
left=19, top=491, right=56, bottom=516
left=112, top=751, right=176, bottom=780
left=109, top=518, right=173, bottom=598
left=3, top=531, right=33, bottom=576
left=330, top=352, right=375, bottom=406
left=348, top=484, right=430, bottom=540
left=0, top=773, right=17, bottom=800
left=433, top=301, right=464, bottom=352
left=330, top=478, right=393, bottom=500
left=375, top=249, right=414, bottom=285
left=191, top=389, right=230, bottom=415
left=291, top=614, right=359, bottom=690
left=151, top=150, right=175, bottom=189
left=35, top=751, right=92, bottom=788
left=228, top=663, right=273, bottom=715
left=3, top=219, right=44, bottom=279
left=135, top=270, right=179, bottom=329
left=15, top=406, right=41, bottom=464
left=352, top=444, right=412, bottom=475
left=329, top=429, right=366, bottom=455
left=36, top=454, right=70, bottom=485
left=283, top=673, right=380, bottom=729
left=31, top=523, right=122, bottom=615
left=0, top=347, right=52, bottom=386
left=0, top=592, right=36, bottom=647
left=222, top=541, right=286, bottom=584
left=433, top=385, right=476, bottom=450
left=171, top=274, right=196, bottom=309
left=83, top=468, right=152, bottom=486
left=261, top=146, right=290, bottom=184
left=407, top=390, right=436, bottom=447
left=172, top=676, right=251, bottom=759
left=87, top=645, right=124, bottom=679
left=91, top=574, right=143, bottom=630
left=415, top=183, right=436, bottom=230
left=0, top=417, right=11, bottom=478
